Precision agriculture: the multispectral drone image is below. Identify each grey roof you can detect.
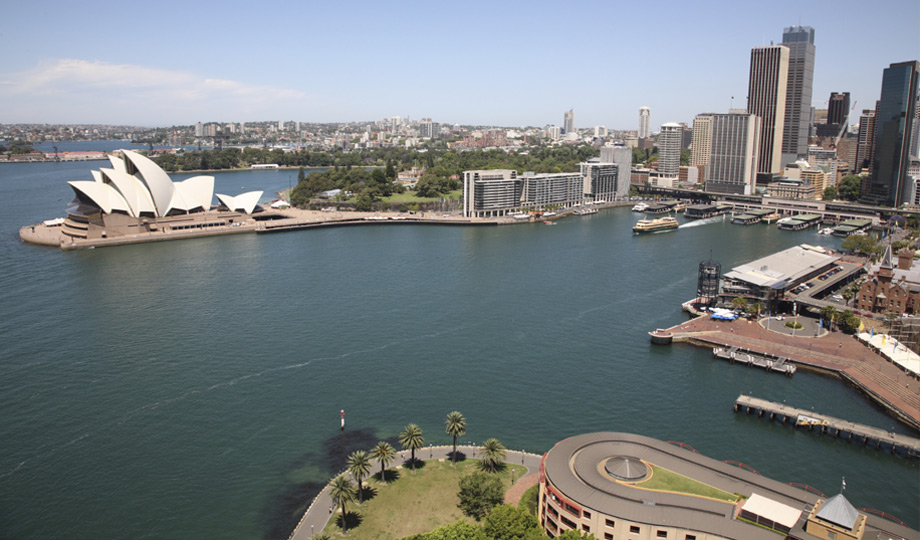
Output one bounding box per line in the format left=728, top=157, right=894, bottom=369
left=724, top=244, right=838, bottom=288
left=605, top=456, right=647, bottom=481
left=816, top=493, right=860, bottom=530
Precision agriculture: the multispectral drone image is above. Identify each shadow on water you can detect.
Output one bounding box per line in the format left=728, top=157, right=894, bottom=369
left=260, top=428, right=397, bottom=539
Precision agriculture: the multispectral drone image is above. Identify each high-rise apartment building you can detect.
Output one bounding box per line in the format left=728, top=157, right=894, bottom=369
left=691, top=114, right=713, bottom=179
left=462, top=170, right=520, bottom=218
left=638, top=107, right=651, bottom=138
left=780, top=25, right=815, bottom=166
left=706, top=113, right=761, bottom=195
left=598, top=145, right=632, bottom=199
left=563, top=109, right=574, bottom=134
left=867, top=61, right=920, bottom=206
left=658, top=123, right=682, bottom=177
left=748, top=45, right=789, bottom=175
left=418, top=118, right=439, bottom=139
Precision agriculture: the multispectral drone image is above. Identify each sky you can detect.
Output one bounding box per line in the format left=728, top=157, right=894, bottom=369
left=1, top=0, right=918, bottom=130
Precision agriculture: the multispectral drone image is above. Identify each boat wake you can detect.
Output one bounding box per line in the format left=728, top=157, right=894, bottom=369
left=678, top=215, right=724, bottom=229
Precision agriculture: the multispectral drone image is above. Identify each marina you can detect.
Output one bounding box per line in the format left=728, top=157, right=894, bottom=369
left=734, top=395, right=920, bottom=458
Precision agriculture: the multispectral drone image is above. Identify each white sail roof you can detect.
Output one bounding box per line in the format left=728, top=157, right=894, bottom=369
left=122, top=150, right=175, bottom=216
left=99, top=167, right=156, bottom=217
left=216, top=191, right=263, bottom=214
left=68, top=181, right=131, bottom=215
left=169, top=176, right=215, bottom=213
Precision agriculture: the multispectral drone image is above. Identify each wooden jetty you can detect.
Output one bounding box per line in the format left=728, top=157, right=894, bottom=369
left=734, top=394, right=920, bottom=458
left=713, top=347, right=797, bottom=376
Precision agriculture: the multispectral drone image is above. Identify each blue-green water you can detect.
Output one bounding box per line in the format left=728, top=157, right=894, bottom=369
left=1, top=157, right=917, bottom=539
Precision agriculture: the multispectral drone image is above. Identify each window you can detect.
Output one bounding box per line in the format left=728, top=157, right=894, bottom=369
left=564, top=502, right=580, bottom=516
left=606, top=519, right=616, bottom=527
left=583, top=510, right=592, bottom=518
left=630, top=525, right=641, bottom=534
left=685, top=535, right=696, bottom=540
left=605, top=534, right=614, bottom=540
left=657, top=531, right=668, bottom=538
left=583, top=525, right=590, bottom=532
left=561, top=515, right=576, bottom=529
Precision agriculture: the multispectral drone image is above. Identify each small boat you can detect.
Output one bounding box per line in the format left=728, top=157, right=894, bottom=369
left=578, top=208, right=598, bottom=216
left=762, top=212, right=782, bottom=223
left=631, top=202, right=649, bottom=212
left=818, top=227, right=835, bottom=235
left=633, top=215, right=679, bottom=234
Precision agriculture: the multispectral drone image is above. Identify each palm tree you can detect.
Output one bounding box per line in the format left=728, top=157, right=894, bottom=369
left=480, top=438, right=506, bottom=473
left=372, top=441, right=396, bottom=481
left=346, top=450, right=371, bottom=502
left=329, top=475, right=355, bottom=533
left=445, top=411, right=466, bottom=465
left=399, top=424, right=425, bottom=471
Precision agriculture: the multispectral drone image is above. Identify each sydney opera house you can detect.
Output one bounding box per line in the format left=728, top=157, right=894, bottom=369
left=22, top=150, right=264, bottom=249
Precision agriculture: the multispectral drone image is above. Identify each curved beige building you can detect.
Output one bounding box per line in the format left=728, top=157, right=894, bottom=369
left=539, top=432, right=916, bottom=540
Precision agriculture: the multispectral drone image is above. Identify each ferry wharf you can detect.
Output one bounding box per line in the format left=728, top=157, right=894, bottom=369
left=734, top=394, right=920, bottom=458
left=652, top=315, right=920, bottom=432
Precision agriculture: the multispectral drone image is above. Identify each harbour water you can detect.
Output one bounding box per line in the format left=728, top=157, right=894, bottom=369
left=1, top=151, right=917, bottom=539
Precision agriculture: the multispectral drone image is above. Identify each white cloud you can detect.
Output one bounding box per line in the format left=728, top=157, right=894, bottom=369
left=0, top=59, right=312, bottom=125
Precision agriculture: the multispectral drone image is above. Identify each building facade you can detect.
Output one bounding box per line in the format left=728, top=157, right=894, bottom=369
left=658, top=122, right=682, bottom=178
left=521, top=173, right=584, bottom=209
left=563, top=109, right=574, bottom=135
left=599, top=145, right=632, bottom=199
left=866, top=60, right=920, bottom=207
left=706, top=113, right=761, bottom=195
left=781, top=25, right=816, bottom=166
left=857, top=246, right=920, bottom=315
left=580, top=162, right=620, bottom=202
left=748, top=45, right=790, bottom=175
left=461, top=169, right=521, bottom=218
left=691, top=114, right=713, bottom=179
left=638, top=106, right=651, bottom=139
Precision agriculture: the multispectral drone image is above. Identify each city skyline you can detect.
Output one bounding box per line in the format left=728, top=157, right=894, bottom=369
left=1, top=0, right=918, bottom=129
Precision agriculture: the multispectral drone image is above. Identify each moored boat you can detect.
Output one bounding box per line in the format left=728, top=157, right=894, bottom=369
left=631, top=202, right=649, bottom=212
left=633, top=215, right=679, bottom=234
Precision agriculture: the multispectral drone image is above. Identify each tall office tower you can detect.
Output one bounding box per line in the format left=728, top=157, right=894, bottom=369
left=706, top=113, right=761, bottom=195
left=563, top=109, right=574, bottom=134
left=868, top=61, right=920, bottom=206
left=691, top=114, right=713, bottom=179
left=593, top=125, right=607, bottom=138
left=638, top=107, right=651, bottom=138
left=780, top=25, right=815, bottom=166
left=854, top=109, right=877, bottom=172
left=828, top=92, right=850, bottom=125
left=658, top=123, right=682, bottom=177
left=747, top=45, right=789, bottom=175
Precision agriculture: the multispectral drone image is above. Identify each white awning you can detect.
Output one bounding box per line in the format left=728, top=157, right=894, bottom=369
left=741, top=493, right=802, bottom=529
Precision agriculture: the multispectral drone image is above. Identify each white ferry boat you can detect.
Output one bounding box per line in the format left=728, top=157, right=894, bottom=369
left=632, top=202, right=649, bottom=212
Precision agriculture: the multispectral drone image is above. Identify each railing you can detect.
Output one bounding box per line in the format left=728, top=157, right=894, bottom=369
left=722, top=460, right=760, bottom=474
left=858, top=508, right=907, bottom=526
left=785, top=482, right=825, bottom=497
left=665, top=440, right=699, bottom=453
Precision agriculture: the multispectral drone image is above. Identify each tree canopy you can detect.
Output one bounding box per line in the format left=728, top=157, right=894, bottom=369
left=837, top=175, right=861, bottom=201
left=458, top=472, right=504, bottom=521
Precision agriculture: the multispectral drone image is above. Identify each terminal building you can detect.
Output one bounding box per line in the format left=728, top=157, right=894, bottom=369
left=539, top=432, right=917, bottom=540
left=720, top=244, right=839, bottom=306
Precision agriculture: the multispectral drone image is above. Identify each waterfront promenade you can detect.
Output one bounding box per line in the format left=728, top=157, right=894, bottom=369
left=661, top=315, right=920, bottom=431
left=287, top=445, right=543, bottom=540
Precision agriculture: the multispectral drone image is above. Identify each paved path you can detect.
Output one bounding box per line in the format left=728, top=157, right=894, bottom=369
left=287, top=445, right=543, bottom=540
left=666, top=315, right=920, bottom=430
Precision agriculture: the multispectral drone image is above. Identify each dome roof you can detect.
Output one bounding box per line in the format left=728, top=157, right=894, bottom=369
left=605, top=456, right=648, bottom=481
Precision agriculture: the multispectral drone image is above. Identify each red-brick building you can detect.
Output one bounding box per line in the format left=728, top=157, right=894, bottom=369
left=857, top=246, right=920, bottom=315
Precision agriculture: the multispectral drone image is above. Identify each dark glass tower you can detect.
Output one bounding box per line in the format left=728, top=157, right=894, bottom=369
left=781, top=25, right=815, bottom=166
left=866, top=61, right=920, bottom=207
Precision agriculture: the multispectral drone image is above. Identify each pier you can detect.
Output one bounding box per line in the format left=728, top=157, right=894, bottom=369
left=713, top=346, right=796, bottom=375
left=734, top=394, right=920, bottom=458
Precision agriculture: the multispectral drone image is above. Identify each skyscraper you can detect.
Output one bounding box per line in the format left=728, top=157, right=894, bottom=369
left=638, top=107, right=651, bottom=138
left=855, top=109, right=877, bottom=173
left=747, top=45, right=789, bottom=175
left=658, top=123, right=682, bottom=177
left=563, top=109, right=574, bottom=135
left=691, top=114, right=713, bottom=180
left=828, top=92, right=850, bottom=125
left=867, top=61, right=920, bottom=206
left=780, top=25, right=815, bottom=166
left=706, top=113, right=761, bottom=195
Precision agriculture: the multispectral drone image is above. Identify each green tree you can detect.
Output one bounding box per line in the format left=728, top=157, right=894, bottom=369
left=841, top=234, right=879, bottom=256
left=823, top=186, right=838, bottom=200
left=458, top=472, right=504, bottom=521
left=731, top=296, right=748, bottom=310
left=838, top=310, right=862, bottom=334
left=297, top=166, right=305, bottom=184
left=820, top=305, right=838, bottom=328
left=555, top=531, right=598, bottom=540
left=347, top=450, right=372, bottom=502
left=748, top=301, right=765, bottom=317
left=445, top=411, right=467, bottom=464
left=426, top=520, right=488, bottom=540
left=385, top=159, right=397, bottom=180
left=373, top=441, right=396, bottom=480
left=838, top=175, right=861, bottom=201
left=399, top=423, right=425, bottom=471
left=479, top=438, right=506, bottom=473
left=355, top=192, right=374, bottom=212
left=483, top=504, right=543, bottom=540
left=329, top=475, right=356, bottom=533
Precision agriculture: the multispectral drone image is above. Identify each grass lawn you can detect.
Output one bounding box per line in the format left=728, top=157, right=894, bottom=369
left=638, top=464, right=739, bottom=503
left=322, top=459, right=524, bottom=539
left=382, top=190, right=462, bottom=203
